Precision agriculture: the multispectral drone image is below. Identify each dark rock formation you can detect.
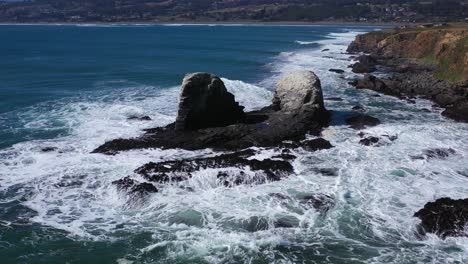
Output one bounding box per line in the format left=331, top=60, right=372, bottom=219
left=411, top=148, right=456, bottom=160
left=350, top=74, right=400, bottom=97
left=41, top=147, right=58, bottom=152
left=443, top=101, right=468, bottom=122
left=329, top=69, right=345, bottom=74
left=128, top=116, right=152, bottom=121
left=300, top=138, right=333, bottom=151
left=93, top=71, right=329, bottom=154
left=351, top=55, right=378, bottom=73
left=175, top=73, right=245, bottom=131
left=112, top=177, right=158, bottom=195
left=301, top=194, right=336, bottom=213
left=414, top=197, right=468, bottom=238
left=311, top=168, right=338, bottom=176
left=352, top=105, right=364, bottom=112
left=345, top=114, right=381, bottom=130
left=359, top=136, right=380, bottom=146
left=134, top=150, right=294, bottom=185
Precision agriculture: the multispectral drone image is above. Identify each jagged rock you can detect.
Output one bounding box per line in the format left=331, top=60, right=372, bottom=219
left=135, top=150, right=294, bottom=185
left=301, top=138, right=333, bottom=151
left=175, top=73, right=245, bottom=131
left=414, top=197, right=468, bottom=238
left=359, top=136, right=380, bottom=146
left=351, top=62, right=376, bottom=74
left=93, top=71, right=329, bottom=154
left=411, top=148, right=456, bottom=160
left=351, top=74, right=399, bottom=97
left=351, top=55, right=377, bottom=73
left=345, top=114, right=381, bottom=130
left=41, top=147, right=58, bottom=152
left=112, top=176, right=158, bottom=195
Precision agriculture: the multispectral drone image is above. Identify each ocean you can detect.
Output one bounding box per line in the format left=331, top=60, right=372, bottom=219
left=0, top=24, right=467, bottom=263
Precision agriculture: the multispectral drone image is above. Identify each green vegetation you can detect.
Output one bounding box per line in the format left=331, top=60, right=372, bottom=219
left=0, top=0, right=466, bottom=23
left=433, top=36, right=467, bottom=83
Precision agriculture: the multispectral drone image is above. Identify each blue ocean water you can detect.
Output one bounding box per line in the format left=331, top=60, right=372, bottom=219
left=0, top=24, right=467, bottom=264
left=1, top=24, right=333, bottom=149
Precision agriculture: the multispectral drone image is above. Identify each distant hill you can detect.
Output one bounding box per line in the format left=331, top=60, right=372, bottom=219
left=0, top=0, right=467, bottom=23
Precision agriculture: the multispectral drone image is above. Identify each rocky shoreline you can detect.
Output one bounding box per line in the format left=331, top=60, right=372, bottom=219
left=346, top=25, right=468, bottom=122
left=346, top=26, right=468, bottom=238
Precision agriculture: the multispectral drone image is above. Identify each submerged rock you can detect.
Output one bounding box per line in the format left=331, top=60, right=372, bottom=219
left=345, top=114, right=381, bottom=130
left=414, top=197, right=468, bottom=238
left=411, top=148, right=456, bottom=160
left=41, top=147, right=58, bottom=152
left=301, top=138, right=334, bottom=151
left=301, top=194, right=336, bottom=213
left=359, top=136, right=380, bottom=146
left=112, top=177, right=158, bottom=195
left=128, top=116, right=152, bottom=121
left=329, top=69, right=345, bottom=74
left=93, top=71, right=329, bottom=154
left=175, top=72, right=245, bottom=131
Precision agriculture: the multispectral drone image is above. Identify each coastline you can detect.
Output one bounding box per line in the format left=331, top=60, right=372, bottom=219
left=0, top=20, right=401, bottom=27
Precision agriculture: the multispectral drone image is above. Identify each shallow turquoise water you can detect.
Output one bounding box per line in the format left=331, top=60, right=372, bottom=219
left=0, top=24, right=467, bottom=264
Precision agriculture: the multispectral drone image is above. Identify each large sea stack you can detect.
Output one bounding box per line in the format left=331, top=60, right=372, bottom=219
left=175, top=73, right=244, bottom=131
left=93, top=71, right=330, bottom=154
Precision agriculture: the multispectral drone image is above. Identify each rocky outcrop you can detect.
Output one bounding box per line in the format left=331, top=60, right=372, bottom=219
left=345, top=114, right=381, bottom=130
left=347, top=30, right=393, bottom=54
left=93, top=71, right=329, bottom=154
left=414, top=197, right=468, bottom=239
left=350, top=74, right=398, bottom=97
left=135, top=149, right=294, bottom=186
left=272, top=71, right=325, bottom=113
left=175, top=73, right=245, bottom=131
left=351, top=55, right=377, bottom=73
left=347, top=25, right=468, bottom=122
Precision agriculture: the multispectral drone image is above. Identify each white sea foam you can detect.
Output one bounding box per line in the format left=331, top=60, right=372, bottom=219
left=294, top=40, right=319, bottom=45
left=0, top=29, right=467, bottom=263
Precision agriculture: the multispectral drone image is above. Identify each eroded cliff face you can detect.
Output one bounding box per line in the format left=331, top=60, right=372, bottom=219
left=348, top=25, right=468, bottom=83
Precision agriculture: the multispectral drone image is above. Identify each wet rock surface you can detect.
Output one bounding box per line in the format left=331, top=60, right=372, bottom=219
left=301, top=194, right=336, bottom=213
left=134, top=149, right=294, bottom=185
left=414, top=197, right=468, bottom=238
left=411, top=148, right=456, bottom=160
left=93, top=71, right=329, bottom=154
left=345, top=114, right=381, bottom=130
left=112, top=177, right=158, bottom=195
left=329, top=69, right=345, bottom=74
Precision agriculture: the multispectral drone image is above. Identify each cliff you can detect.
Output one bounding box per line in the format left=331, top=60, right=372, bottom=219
left=348, top=23, right=468, bottom=83
left=348, top=23, right=468, bottom=122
